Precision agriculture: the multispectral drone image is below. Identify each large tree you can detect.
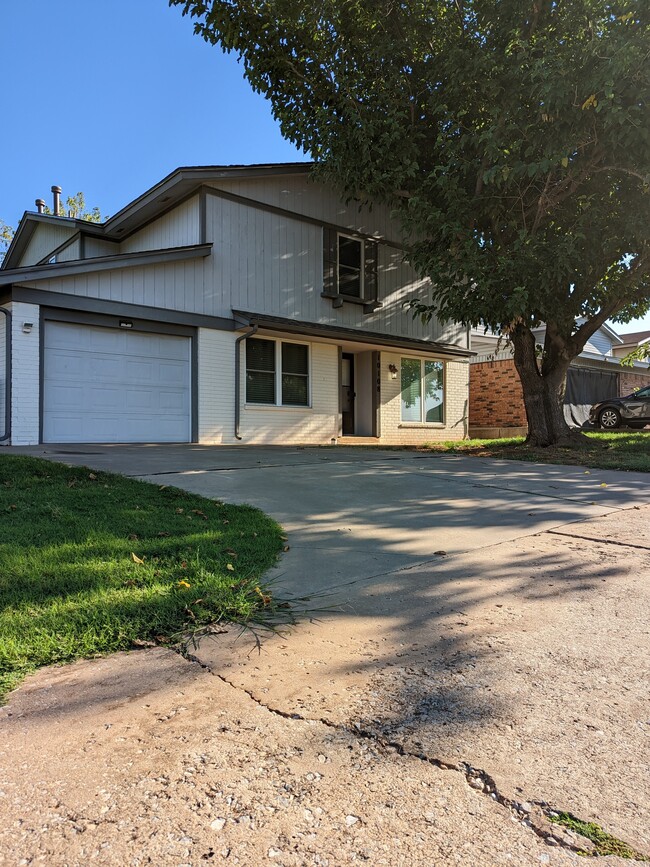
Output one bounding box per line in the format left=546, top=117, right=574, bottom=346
left=172, top=0, right=650, bottom=445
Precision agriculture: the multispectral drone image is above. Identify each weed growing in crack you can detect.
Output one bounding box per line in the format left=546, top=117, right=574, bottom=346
left=549, top=811, right=649, bottom=860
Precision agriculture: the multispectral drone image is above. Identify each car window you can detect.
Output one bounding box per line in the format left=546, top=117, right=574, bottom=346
left=631, top=386, right=650, bottom=398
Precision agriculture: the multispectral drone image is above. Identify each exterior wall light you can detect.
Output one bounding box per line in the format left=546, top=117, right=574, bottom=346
left=388, top=363, right=398, bottom=380
left=22, top=322, right=34, bottom=334
left=119, top=320, right=134, bottom=329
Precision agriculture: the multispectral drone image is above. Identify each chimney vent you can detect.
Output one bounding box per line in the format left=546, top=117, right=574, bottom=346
left=35, top=199, right=46, bottom=215
left=51, top=185, right=62, bottom=216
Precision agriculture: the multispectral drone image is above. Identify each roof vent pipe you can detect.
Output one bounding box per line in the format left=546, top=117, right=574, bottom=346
left=51, top=185, right=62, bottom=216
left=35, top=199, right=46, bottom=214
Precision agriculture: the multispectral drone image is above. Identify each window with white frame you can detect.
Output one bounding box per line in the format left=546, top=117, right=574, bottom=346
left=400, top=358, right=445, bottom=423
left=246, top=337, right=310, bottom=407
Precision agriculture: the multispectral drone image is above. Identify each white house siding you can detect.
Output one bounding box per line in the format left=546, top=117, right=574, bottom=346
left=379, top=352, right=469, bottom=444
left=19, top=223, right=77, bottom=267
left=10, top=301, right=40, bottom=445
left=120, top=196, right=200, bottom=253
left=198, top=327, right=339, bottom=445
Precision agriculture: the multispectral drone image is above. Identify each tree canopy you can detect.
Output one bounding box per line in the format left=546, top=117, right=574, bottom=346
left=174, top=0, right=650, bottom=444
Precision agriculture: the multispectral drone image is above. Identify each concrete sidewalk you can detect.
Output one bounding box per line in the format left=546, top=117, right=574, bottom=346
left=2, top=444, right=649, bottom=863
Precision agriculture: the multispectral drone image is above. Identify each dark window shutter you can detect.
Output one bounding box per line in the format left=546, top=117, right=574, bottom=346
left=364, top=240, right=378, bottom=300
left=323, top=227, right=338, bottom=296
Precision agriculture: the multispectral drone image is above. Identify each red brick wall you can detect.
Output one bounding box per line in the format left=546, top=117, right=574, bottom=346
left=469, top=359, right=527, bottom=427
left=619, top=370, right=650, bottom=396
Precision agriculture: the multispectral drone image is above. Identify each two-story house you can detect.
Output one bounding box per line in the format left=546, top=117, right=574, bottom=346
left=0, top=163, right=471, bottom=447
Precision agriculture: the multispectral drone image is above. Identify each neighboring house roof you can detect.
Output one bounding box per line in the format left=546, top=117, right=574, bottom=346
left=1, top=162, right=313, bottom=271
left=617, top=330, right=650, bottom=347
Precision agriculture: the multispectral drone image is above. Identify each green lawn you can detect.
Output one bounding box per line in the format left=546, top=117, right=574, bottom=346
left=0, top=455, right=285, bottom=702
left=422, top=431, right=650, bottom=472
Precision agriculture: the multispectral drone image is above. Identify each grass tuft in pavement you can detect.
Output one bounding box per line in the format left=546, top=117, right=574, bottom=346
left=422, top=431, right=650, bottom=473
left=0, top=455, right=286, bottom=702
left=549, top=811, right=649, bottom=860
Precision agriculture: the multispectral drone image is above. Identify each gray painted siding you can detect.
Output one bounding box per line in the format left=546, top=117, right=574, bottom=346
left=204, top=194, right=462, bottom=345
left=56, top=239, right=80, bottom=262
left=19, top=224, right=77, bottom=266
left=84, top=237, right=120, bottom=258
left=19, top=180, right=464, bottom=347
left=207, top=175, right=402, bottom=244
left=120, top=196, right=199, bottom=253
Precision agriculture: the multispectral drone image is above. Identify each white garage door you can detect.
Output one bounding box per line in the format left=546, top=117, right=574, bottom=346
left=43, top=321, right=191, bottom=443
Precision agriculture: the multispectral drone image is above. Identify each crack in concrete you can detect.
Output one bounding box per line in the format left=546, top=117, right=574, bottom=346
left=546, top=529, right=650, bottom=551
left=180, top=649, right=592, bottom=857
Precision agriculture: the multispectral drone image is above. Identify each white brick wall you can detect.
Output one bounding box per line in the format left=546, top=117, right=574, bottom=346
left=379, top=352, right=469, bottom=444
left=10, top=302, right=40, bottom=445
left=198, top=328, right=339, bottom=445
left=0, top=304, right=8, bottom=441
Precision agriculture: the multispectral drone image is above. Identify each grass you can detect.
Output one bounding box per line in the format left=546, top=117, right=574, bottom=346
left=0, top=455, right=286, bottom=702
left=549, top=811, right=649, bottom=860
left=421, top=431, right=650, bottom=472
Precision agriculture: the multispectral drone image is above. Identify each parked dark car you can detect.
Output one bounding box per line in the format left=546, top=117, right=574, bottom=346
left=589, top=385, right=650, bottom=429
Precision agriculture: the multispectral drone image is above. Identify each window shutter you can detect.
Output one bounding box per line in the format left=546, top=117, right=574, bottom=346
left=322, top=227, right=338, bottom=296
left=364, top=240, right=378, bottom=300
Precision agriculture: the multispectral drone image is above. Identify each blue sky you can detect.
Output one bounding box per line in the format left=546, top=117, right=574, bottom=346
left=1, top=0, right=647, bottom=332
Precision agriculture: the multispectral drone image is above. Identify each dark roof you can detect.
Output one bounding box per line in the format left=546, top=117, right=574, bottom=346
left=2, top=163, right=313, bottom=271
left=618, top=330, right=650, bottom=345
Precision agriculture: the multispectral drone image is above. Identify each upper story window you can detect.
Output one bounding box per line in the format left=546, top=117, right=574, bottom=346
left=323, top=228, right=379, bottom=311
left=338, top=234, right=363, bottom=298
left=246, top=337, right=310, bottom=407
left=400, top=358, right=445, bottom=424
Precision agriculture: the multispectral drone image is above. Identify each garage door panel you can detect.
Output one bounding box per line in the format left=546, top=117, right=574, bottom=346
left=43, top=322, right=191, bottom=443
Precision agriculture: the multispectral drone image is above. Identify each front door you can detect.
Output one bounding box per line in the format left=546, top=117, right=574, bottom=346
left=341, top=353, right=355, bottom=435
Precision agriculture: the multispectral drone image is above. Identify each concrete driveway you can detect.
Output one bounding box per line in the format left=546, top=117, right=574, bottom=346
left=12, top=442, right=650, bottom=596
left=3, top=444, right=650, bottom=864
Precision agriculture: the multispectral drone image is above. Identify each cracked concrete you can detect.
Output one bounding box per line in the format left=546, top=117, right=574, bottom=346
left=2, top=445, right=649, bottom=864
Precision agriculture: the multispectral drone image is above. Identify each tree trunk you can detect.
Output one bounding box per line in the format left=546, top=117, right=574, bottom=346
left=510, top=323, right=583, bottom=447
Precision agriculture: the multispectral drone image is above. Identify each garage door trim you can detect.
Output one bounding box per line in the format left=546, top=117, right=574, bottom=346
left=40, top=307, right=198, bottom=443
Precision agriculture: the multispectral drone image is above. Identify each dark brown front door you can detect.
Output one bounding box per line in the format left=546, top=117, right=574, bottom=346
left=341, top=353, right=355, bottom=435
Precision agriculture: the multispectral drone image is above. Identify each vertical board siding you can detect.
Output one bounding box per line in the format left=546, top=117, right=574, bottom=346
left=207, top=175, right=400, bottom=243
left=56, top=240, right=80, bottom=262
left=19, top=224, right=77, bottom=266
left=84, top=238, right=120, bottom=258
left=17, top=177, right=465, bottom=349
left=120, top=196, right=200, bottom=253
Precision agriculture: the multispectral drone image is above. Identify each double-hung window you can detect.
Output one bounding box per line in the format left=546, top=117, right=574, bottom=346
left=338, top=234, right=363, bottom=298
left=400, top=358, right=445, bottom=423
left=246, top=337, right=310, bottom=407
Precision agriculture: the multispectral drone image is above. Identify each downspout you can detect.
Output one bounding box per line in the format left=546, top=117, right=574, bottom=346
left=234, top=323, right=258, bottom=440
left=0, top=306, right=11, bottom=444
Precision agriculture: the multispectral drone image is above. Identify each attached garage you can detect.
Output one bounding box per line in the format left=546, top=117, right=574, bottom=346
left=43, top=320, right=192, bottom=443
